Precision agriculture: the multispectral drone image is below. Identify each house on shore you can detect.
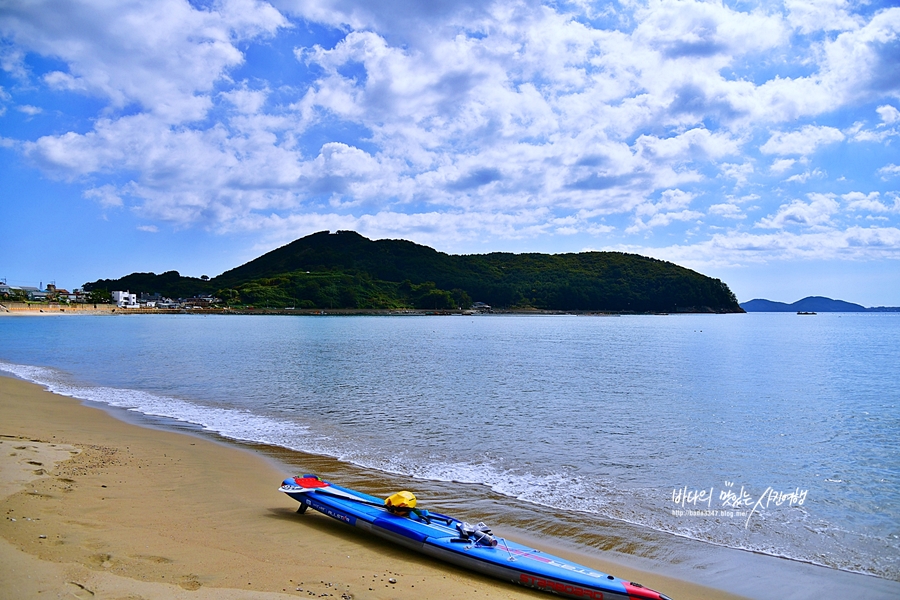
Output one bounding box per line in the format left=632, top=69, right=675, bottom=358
left=0, top=284, right=24, bottom=299
left=111, top=290, right=139, bottom=308
left=19, top=286, right=45, bottom=301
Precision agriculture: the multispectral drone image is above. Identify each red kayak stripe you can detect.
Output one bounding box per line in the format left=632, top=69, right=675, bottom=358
left=622, top=581, right=662, bottom=599
left=293, top=476, right=330, bottom=488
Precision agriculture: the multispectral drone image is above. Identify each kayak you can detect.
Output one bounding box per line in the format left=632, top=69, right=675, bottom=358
left=279, top=474, right=672, bottom=600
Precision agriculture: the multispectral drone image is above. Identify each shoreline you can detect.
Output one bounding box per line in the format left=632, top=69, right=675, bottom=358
left=0, top=302, right=741, bottom=316
left=1, top=375, right=744, bottom=600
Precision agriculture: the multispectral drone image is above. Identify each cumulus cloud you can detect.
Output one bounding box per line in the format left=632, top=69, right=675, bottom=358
left=626, top=188, right=703, bottom=233
left=708, top=203, right=746, bottom=219
left=877, top=104, right=900, bottom=125
left=784, top=168, right=825, bottom=183
left=843, top=191, right=899, bottom=213
left=0, top=0, right=286, bottom=122
left=624, top=225, right=900, bottom=270
left=785, top=0, right=862, bottom=35
left=83, top=184, right=124, bottom=208
left=756, top=193, right=840, bottom=229
left=770, top=158, right=797, bottom=174
left=719, top=162, right=754, bottom=185
left=760, top=125, right=845, bottom=155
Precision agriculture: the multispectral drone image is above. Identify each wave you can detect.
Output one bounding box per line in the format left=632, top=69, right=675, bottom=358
left=0, top=360, right=311, bottom=449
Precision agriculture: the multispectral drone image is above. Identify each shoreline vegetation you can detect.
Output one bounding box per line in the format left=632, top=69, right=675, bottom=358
left=81, top=230, right=743, bottom=314
left=0, top=375, right=745, bottom=600
left=0, top=301, right=714, bottom=316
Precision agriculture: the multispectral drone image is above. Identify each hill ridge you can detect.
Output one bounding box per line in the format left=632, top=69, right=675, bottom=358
left=86, top=230, right=743, bottom=313
left=740, top=296, right=899, bottom=312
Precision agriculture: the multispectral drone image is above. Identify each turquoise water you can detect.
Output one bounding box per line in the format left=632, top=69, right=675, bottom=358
left=1, top=313, right=898, bottom=584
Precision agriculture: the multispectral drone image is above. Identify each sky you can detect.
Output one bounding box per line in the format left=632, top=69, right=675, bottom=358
left=1, top=0, right=899, bottom=306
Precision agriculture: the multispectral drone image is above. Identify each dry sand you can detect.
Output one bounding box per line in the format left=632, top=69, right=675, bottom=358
left=0, top=375, right=746, bottom=599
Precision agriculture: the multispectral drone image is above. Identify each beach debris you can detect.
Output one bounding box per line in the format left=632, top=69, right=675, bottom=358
left=388, top=578, right=396, bottom=584
left=39, top=534, right=47, bottom=539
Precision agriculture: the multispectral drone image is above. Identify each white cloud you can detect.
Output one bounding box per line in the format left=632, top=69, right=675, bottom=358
left=83, top=184, right=123, bottom=208
left=618, top=226, right=900, bottom=270
left=626, top=188, right=703, bottom=233
left=785, top=0, right=862, bottom=35
left=818, top=8, right=900, bottom=100
left=785, top=168, right=825, bottom=183
left=848, top=123, right=899, bottom=143
left=0, top=0, right=286, bottom=123
left=221, top=86, right=269, bottom=115
left=708, top=203, right=746, bottom=219
left=877, top=105, right=900, bottom=125
left=756, top=193, right=839, bottom=229
left=719, top=162, right=754, bottom=185
left=760, top=125, right=844, bottom=155
left=634, top=0, right=786, bottom=61
left=137, top=224, right=159, bottom=233
left=770, top=158, right=797, bottom=174
left=879, top=164, right=900, bottom=180
left=744, top=8, right=900, bottom=123
left=843, top=191, right=899, bottom=213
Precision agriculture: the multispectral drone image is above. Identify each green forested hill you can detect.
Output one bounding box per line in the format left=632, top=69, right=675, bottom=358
left=83, top=270, right=213, bottom=300
left=84, top=230, right=742, bottom=312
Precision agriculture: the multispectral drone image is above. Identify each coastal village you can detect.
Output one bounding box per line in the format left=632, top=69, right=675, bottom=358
left=0, top=281, right=497, bottom=314
left=0, top=281, right=219, bottom=312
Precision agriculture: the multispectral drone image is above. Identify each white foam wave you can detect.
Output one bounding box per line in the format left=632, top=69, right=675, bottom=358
left=0, top=360, right=310, bottom=448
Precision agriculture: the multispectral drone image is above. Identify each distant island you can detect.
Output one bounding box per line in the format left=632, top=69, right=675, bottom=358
left=740, top=296, right=900, bottom=312
left=84, top=230, right=742, bottom=313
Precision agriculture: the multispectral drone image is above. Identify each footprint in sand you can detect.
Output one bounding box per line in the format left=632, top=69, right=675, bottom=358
left=87, top=553, right=113, bottom=568
left=178, top=575, right=202, bottom=590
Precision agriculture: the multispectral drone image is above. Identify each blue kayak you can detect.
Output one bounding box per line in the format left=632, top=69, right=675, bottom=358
left=280, top=475, right=672, bottom=600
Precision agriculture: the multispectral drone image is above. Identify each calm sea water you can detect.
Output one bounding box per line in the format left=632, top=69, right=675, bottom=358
left=1, top=313, right=898, bottom=585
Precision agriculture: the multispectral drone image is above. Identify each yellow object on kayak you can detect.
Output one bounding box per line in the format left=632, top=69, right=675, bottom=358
left=385, top=491, right=417, bottom=514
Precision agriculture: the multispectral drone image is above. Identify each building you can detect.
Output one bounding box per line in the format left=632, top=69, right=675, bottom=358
left=20, top=286, right=45, bottom=301
left=111, top=290, right=138, bottom=308
left=0, top=284, right=23, bottom=298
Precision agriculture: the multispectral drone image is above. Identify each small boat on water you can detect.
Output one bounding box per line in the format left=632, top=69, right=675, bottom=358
left=280, top=474, right=672, bottom=600
left=797, top=311, right=817, bottom=315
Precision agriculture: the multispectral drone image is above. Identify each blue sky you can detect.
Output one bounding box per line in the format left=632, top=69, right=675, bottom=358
left=1, top=0, right=899, bottom=305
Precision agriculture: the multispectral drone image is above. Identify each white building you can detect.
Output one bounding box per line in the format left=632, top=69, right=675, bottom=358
left=111, top=290, right=138, bottom=308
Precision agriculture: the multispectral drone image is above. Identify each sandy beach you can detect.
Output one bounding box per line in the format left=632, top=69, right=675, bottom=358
left=0, top=375, right=752, bottom=600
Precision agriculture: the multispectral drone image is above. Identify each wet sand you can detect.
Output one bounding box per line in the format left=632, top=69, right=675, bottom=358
left=0, top=375, right=751, bottom=599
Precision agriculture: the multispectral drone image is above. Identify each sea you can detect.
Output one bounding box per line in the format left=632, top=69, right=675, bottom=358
left=1, top=312, right=898, bottom=597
